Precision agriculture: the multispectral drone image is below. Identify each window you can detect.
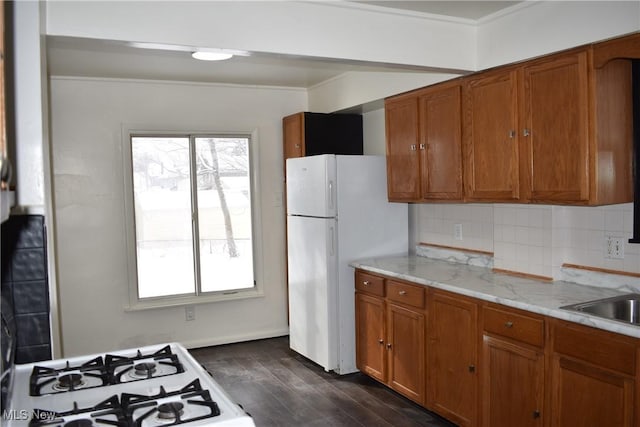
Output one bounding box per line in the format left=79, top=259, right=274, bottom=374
left=125, top=133, right=261, bottom=307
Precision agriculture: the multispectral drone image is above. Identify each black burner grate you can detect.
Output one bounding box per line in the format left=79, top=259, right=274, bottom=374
left=29, top=357, right=110, bottom=396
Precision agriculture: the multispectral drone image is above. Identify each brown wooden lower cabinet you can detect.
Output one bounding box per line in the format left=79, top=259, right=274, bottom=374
left=550, top=319, right=638, bottom=427
left=353, top=269, right=640, bottom=427
left=354, top=271, right=426, bottom=405
left=387, top=302, right=425, bottom=404
left=427, top=289, right=478, bottom=427
left=355, top=292, right=386, bottom=382
left=482, top=336, right=544, bottom=426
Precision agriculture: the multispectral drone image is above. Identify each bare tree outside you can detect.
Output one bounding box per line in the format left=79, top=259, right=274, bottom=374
left=196, top=138, right=242, bottom=258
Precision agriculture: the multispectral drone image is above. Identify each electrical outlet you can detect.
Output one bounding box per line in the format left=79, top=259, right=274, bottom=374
left=454, top=223, right=463, bottom=241
left=605, top=236, right=624, bottom=259
left=185, top=306, right=195, bottom=321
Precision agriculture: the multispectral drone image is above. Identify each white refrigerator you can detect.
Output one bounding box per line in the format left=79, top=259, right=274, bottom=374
left=286, top=154, right=408, bottom=374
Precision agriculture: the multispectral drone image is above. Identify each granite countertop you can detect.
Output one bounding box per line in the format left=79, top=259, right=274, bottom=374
left=350, top=255, right=640, bottom=339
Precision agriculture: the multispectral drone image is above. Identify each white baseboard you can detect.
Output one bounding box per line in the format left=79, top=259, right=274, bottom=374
left=181, top=327, right=290, bottom=350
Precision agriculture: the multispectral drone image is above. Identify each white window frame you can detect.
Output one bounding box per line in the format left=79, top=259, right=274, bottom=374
left=122, top=128, right=264, bottom=311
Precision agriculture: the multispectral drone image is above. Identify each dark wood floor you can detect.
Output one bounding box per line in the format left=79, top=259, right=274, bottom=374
left=190, top=336, right=456, bottom=427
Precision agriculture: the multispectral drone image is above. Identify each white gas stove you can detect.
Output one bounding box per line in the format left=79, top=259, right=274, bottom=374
left=2, top=343, right=255, bottom=427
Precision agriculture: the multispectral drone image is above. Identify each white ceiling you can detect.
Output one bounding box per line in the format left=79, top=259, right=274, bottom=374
left=357, top=1, right=520, bottom=20
left=46, top=1, right=521, bottom=88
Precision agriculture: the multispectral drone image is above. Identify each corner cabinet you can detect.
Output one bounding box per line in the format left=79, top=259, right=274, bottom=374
left=385, top=80, right=463, bottom=202
left=354, top=270, right=426, bottom=405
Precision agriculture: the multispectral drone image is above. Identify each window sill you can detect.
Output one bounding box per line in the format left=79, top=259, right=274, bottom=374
left=124, top=288, right=264, bottom=312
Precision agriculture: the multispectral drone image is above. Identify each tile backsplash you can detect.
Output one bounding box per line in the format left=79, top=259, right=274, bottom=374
left=415, top=203, right=639, bottom=279
left=1, top=215, right=52, bottom=363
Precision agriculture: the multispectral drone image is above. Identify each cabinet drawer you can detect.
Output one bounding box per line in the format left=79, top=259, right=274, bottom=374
left=483, top=305, right=544, bottom=347
left=355, top=271, right=384, bottom=297
left=553, top=320, right=637, bottom=376
left=386, top=280, right=425, bottom=309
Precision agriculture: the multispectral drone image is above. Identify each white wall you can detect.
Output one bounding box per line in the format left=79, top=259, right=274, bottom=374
left=477, top=1, right=640, bottom=69
left=45, top=1, right=476, bottom=71
left=49, top=77, right=306, bottom=356
left=362, top=109, right=386, bottom=156
left=308, top=72, right=462, bottom=113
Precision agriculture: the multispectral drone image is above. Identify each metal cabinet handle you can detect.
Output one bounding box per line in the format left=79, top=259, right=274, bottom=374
left=509, top=130, right=516, bottom=138
left=523, top=129, right=530, bottom=137
left=294, top=143, right=300, bottom=148
left=419, top=143, right=426, bottom=150
left=505, top=321, right=514, bottom=328
left=398, top=290, right=407, bottom=296
left=410, top=144, right=417, bottom=151
left=363, top=281, right=370, bottom=286
left=468, top=365, right=476, bottom=373
left=533, top=410, right=541, bottom=419
left=386, top=343, right=392, bottom=349
left=378, top=339, right=384, bottom=344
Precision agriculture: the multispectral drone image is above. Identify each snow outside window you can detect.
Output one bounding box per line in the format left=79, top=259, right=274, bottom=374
left=128, top=135, right=256, bottom=301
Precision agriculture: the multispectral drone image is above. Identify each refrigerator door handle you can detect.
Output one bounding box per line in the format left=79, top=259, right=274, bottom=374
left=329, top=226, right=335, bottom=256
left=328, top=180, right=334, bottom=211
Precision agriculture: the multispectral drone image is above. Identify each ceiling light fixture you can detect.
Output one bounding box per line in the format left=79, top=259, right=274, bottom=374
left=191, top=51, right=233, bottom=61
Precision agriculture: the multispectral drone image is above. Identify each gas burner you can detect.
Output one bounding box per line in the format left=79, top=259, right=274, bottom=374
left=156, top=402, right=184, bottom=421
left=53, top=374, right=85, bottom=392
left=131, top=363, right=157, bottom=379
left=123, top=379, right=221, bottom=427
left=107, top=347, right=184, bottom=384
left=30, top=357, right=110, bottom=396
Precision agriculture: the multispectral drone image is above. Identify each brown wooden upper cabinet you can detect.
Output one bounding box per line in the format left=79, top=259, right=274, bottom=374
left=463, top=68, right=520, bottom=202
left=386, top=32, right=638, bottom=205
left=464, top=46, right=633, bottom=205
left=385, top=80, right=463, bottom=202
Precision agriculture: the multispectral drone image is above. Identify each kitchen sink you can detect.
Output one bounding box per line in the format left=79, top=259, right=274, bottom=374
left=560, top=293, right=640, bottom=325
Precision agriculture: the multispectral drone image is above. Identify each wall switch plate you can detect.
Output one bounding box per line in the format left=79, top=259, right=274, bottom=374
left=454, top=223, right=463, bottom=240
left=605, top=236, right=624, bottom=259
left=185, top=306, right=195, bottom=321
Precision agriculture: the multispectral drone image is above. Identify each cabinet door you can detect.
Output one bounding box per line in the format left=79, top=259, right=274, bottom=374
left=355, top=292, right=386, bottom=383
left=482, top=336, right=544, bottom=427
left=463, top=69, right=520, bottom=201
left=550, top=320, right=637, bottom=427
left=283, top=113, right=304, bottom=160
left=550, top=356, right=635, bottom=427
left=387, top=303, right=425, bottom=405
left=428, top=290, right=478, bottom=426
left=385, top=96, right=420, bottom=201
left=418, top=84, right=463, bottom=200
left=520, top=51, right=589, bottom=203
